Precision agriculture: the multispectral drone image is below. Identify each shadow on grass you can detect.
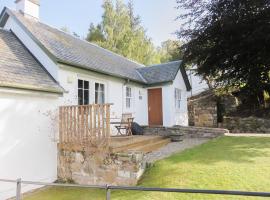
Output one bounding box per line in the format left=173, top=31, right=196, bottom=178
left=163, top=136, right=270, bottom=165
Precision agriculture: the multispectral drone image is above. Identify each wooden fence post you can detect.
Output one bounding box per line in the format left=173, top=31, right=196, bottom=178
left=58, top=104, right=112, bottom=149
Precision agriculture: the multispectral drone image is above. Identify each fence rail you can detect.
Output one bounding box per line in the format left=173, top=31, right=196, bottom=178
left=59, top=104, right=112, bottom=148
left=1, top=178, right=270, bottom=200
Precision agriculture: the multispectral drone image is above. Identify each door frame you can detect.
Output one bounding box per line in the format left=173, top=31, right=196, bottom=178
left=147, top=88, right=163, bottom=126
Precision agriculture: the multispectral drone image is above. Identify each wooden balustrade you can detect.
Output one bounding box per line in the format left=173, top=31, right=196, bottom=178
left=59, top=104, right=112, bottom=149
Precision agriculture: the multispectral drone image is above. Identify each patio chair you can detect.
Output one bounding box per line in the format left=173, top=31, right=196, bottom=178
left=115, top=113, right=134, bottom=136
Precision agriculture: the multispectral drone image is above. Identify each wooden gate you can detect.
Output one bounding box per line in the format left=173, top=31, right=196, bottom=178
left=59, top=104, right=112, bottom=150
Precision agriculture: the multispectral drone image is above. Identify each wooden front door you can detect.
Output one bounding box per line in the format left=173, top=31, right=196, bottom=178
left=148, top=88, right=163, bottom=126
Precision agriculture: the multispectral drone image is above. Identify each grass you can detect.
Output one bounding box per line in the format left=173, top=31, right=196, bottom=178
left=25, top=136, right=270, bottom=200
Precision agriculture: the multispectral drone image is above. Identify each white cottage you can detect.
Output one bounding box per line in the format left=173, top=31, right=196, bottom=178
left=0, top=0, right=191, bottom=198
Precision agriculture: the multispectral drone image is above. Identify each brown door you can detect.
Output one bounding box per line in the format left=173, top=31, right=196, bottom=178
left=148, top=88, right=163, bottom=126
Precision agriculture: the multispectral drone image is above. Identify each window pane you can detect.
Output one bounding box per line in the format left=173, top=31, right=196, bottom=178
left=78, top=79, right=83, bottom=88
left=78, top=89, right=83, bottom=105
left=95, top=91, right=98, bottom=104
left=84, top=81, right=89, bottom=89
left=126, top=98, right=131, bottom=108
left=126, top=87, right=129, bottom=97
left=95, top=83, right=99, bottom=91
left=126, top=87, right=132, bottom=97
left=101, top=92, right=105, bottom=104
left=84, top=90, right=89, bottom=105
left=100, top=84, right=104, bottom=92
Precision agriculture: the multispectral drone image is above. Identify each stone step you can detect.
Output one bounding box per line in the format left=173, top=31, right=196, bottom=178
left=110, top=136, right=166, bottom=148
left=110, top=136, right=170, bottom=153
left=132, top=138, right=171, bottom=153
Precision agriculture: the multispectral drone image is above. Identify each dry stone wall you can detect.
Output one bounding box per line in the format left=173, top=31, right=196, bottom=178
left=143, top=126, right=228, bottom=139
left=188, top=90, right=238, bottom=127
left=188, top=91, right=218, bottom=127
left=220, top=117, right=270, bottom=133
left=58, top=148, right=145, bottom=186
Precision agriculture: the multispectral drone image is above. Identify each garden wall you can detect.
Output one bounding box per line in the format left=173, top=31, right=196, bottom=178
left=58, top=148, right=145, bottom=186
left=188, top=90, right=238, bottom=127
left=143, top=126, right=229, bottom=139
left=220, top=117, right=270, bottom=133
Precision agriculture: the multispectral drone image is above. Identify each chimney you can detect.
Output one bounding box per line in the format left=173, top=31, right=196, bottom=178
left=15, top=0, right=40, bottom=19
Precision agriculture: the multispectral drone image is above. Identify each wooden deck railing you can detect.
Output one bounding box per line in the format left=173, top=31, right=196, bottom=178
left=59, top=104, right=112, bottom=149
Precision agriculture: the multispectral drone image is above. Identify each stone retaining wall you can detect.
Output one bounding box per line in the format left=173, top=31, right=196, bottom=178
left=220, top=117, right=270, bottom=133
left=143, top=126, right=229, bottom=139
left=58, top=148, right=145, bottom=186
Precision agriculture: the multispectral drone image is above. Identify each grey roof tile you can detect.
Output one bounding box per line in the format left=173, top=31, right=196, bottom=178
left=0, top=29, right=63, bottom=93
left=137, top=61, right=182, bottom=84
left=1, top=8, right=191, bottom=89
left=9, top=9, right=146, bottom=83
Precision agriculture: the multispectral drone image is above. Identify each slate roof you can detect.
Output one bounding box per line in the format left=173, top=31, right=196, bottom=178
left=0, top=8, right=191, bottom=90
left=7, top=8, right=146, bottom=83
left=137, top=61, right=182, bottom=84
left=0, top=29, right=63, bottom=93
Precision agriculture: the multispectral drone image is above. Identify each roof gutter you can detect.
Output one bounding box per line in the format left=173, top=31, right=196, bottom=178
left=57, top=60, right=147, bottom=85
left=0, top=84, right=64, bottom=96
left=143, top=81, right=173, bottom=88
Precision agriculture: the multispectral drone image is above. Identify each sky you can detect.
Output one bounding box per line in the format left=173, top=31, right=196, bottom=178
left=0, top=0, right=182, bottom=46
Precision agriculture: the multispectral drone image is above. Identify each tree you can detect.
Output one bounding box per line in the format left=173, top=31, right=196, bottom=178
left=86, top=23, right=105, bottom=42
left=177, top=0, right=270, bottom=108
left=158, top=40, right=183, bottom=63
left=86, top=0, right=160, bottom=65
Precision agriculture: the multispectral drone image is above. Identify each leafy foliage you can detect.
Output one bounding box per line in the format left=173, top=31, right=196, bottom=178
left=158, top=39, right=183, bottom=63
left=177, top=0, right=270, bottom=107
left=86, top=0, right=160, bottom=65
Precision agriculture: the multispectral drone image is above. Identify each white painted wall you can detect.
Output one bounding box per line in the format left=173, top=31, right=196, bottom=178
left=58, top=64, right=149, bottom=134
left=161, top=70, right=189, bottom=127
left=0, top=90, right=59, bottom=200
left=4, top=16, right=59, bottom=81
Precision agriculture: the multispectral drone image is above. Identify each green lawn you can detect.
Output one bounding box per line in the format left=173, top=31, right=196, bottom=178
left=25, top=136, right=270, bottom=200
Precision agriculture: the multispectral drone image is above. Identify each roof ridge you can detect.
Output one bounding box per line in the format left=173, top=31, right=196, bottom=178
left=145, top=60, right=182, bottom=68
left=135, top=69, right=147, bottom=83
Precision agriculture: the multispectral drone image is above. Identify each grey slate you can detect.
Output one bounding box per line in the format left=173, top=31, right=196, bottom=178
left=0, top=8, right=191, bottom=89
left=0, top=29, right=63, bottom=93
left=9, top=9, right=146, bottom=83
left=137, top=61, right=182, bottom=84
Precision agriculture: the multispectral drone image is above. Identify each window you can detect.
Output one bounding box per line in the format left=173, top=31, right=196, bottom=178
left=175, top=88, right=181, bottom=109
left=78, top=79, right=89, bottom=105
left=139, top=90, right=143, bottom=100
left=126, top=86, right=132, bottom=109
left=95, top=83, right=105, bottom=104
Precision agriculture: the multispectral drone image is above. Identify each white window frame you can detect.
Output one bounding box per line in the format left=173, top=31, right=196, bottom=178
left=125, top=86, right=133, bottom=109
left=175, top=88, right=182, bottom=110
left=95, top=82, right=105, bottom=104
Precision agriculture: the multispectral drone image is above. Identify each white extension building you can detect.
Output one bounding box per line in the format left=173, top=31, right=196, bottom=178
left=0, top=0, right=191, bottom=198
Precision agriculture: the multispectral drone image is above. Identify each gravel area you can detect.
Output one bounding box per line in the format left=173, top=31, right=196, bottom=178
left=145, top=138, right=210, bottom=163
